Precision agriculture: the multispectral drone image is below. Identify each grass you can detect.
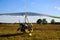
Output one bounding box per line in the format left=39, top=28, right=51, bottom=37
left=0, top=23, right=60, bottom=40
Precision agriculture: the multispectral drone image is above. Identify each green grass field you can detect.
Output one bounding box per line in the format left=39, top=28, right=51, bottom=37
left=0, top=23, right=60, bottom=40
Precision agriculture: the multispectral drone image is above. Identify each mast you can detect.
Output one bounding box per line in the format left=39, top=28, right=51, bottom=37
left=24, top=0, right=27, bottom=23
left=25, top=12, right=27, bottom=23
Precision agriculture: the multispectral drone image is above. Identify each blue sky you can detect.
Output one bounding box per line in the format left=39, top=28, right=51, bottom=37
left=0, top=0, right=60, bottom=23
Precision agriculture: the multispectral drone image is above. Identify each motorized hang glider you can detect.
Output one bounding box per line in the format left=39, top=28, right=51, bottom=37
left=0, top=12, right=60, bottom=23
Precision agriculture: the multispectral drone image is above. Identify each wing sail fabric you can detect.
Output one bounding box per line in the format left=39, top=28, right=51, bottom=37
left=0, top=12, right=60, bottom=18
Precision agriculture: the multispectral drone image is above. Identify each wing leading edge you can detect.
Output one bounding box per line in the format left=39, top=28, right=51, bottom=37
left=0, top=12, right=60, bottom=18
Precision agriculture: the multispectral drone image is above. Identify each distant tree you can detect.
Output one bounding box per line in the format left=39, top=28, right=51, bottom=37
left=42, top=18, right=47, bottom=24
left=36, top=19, right=42, bottom=24
left=51, top=19, right=55, bottom=24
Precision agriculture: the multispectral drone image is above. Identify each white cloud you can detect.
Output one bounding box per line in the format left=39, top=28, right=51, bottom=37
left=54, top=6, right=60, bottom=10
left=31, top=2, right=36, bottom=5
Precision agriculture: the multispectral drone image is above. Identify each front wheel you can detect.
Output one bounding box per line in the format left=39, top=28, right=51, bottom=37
left=29, top=33, right=32, bottom=36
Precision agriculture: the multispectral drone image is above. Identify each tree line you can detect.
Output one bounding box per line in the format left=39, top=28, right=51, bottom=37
left=36, top=18, right=57, bottom=24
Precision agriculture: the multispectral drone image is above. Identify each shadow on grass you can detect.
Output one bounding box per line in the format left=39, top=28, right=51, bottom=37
left=0, top=33, right=24, bottom=37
